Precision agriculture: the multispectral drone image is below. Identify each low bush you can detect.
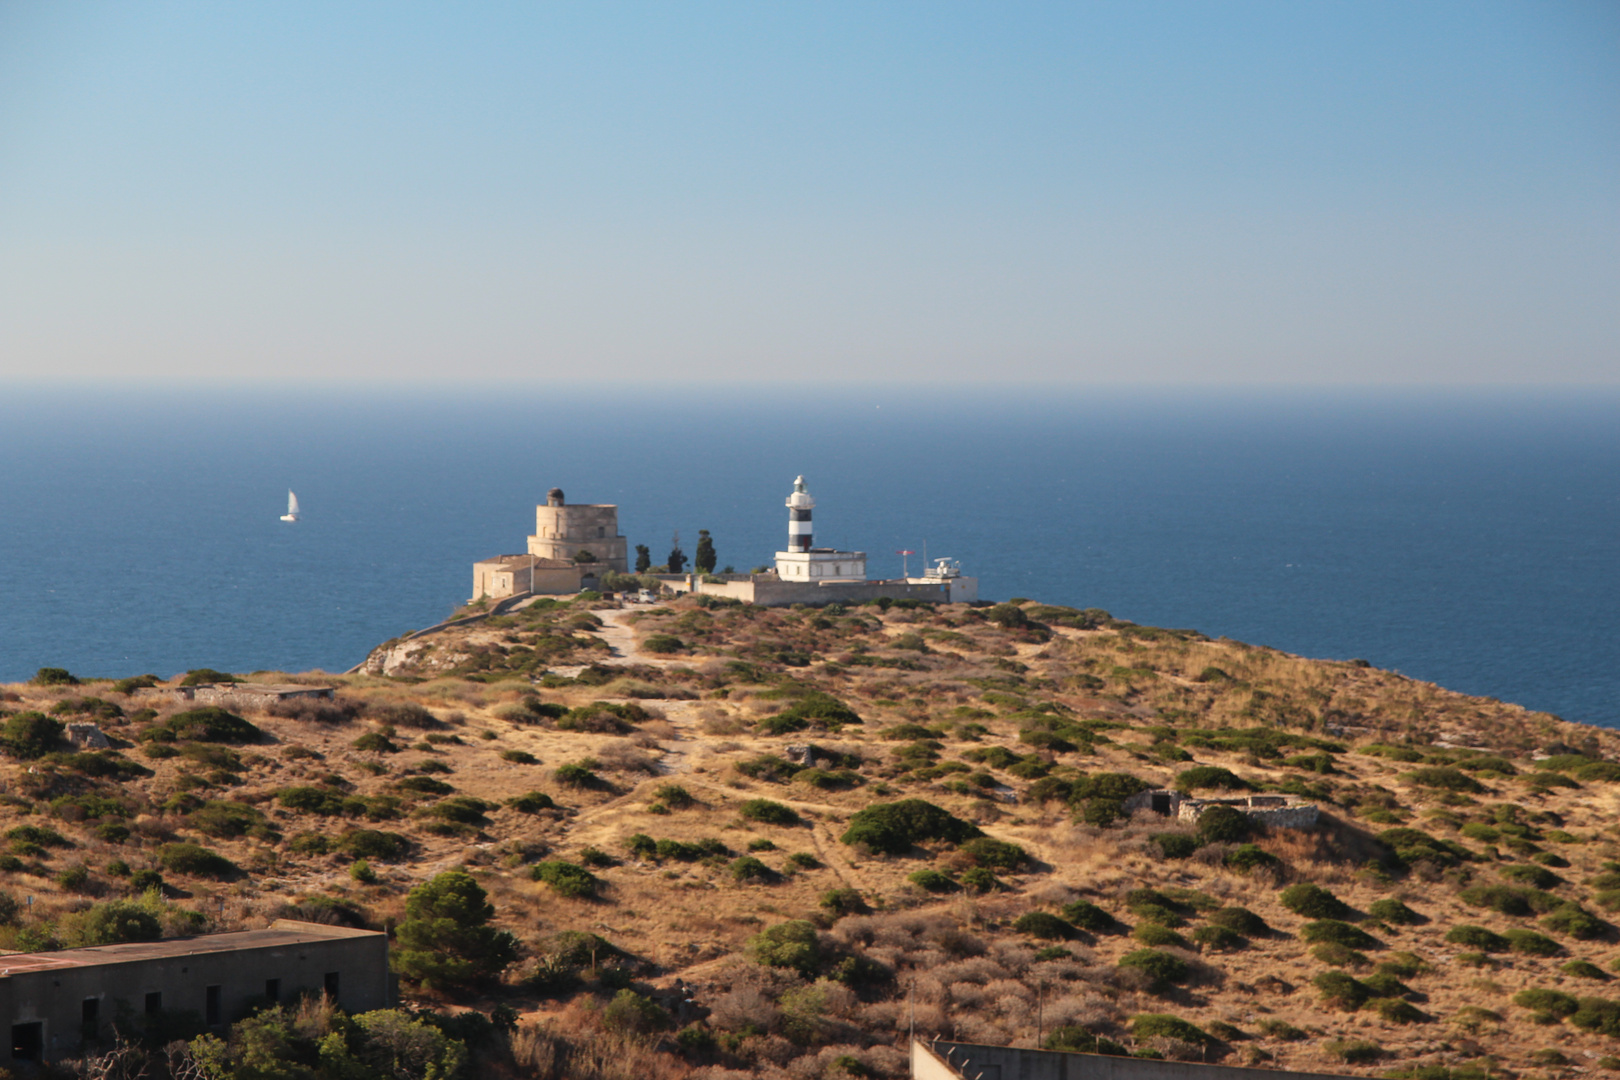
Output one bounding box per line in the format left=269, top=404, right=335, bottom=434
left=1563, top=960, right=1609, bottom=980
left=1130, top=1014, right=1211, bottom=1046
left=533, top=860, right=598, bottom=898
left=908, top=869, right=956, bottom=893
left=1571, top=997, right=1620, bottom=1036
left=730, top=856, right=772, bottom=882
left=1368, top=898, right=1422, bottom=925
left=1313, top=971, right=1371, bottom=1010
left=1543, top=903, right=1607, bottom=939
left=749, top=920, right=820, bottom=975
left=1193, top=925, right=1245, bottom=951
left=1208, top=906, right=1268, bottom=937
left=1150, top=833, right=1201, bottom=859
left=1061, top=898, right=1119, bottom=933
left=1506, top=929, right=1563, bottom=957
left=958, top=836, right=1027, bottom=870
left=1173, top=766, right=1250, bottom=794
left=508, top=791, right=556, bottom=813
left=839, top=798, right=980, bottom=853
left=158, top=842, right=237, bottom=880
left=1195, top=805, right=1253, bottom=844
left=1014, top=912, right=1076, bottom=940
left=739, top=799, right=800, bottom=826
left=1117, top=949, right=1189, bottom=991
left=1224, top=843, right=1279, bottom=872
left=144, top=707, right=263, bottom=744
left=1402, top=767, right=1485, bottom=793
left=1446, top=925, right=1509, bottom=952
left=1515, top=988, right=1579, bottom=1019
left=1134, top=923, right=1190, bottom=949
left=1280, top=883, right=1351, bottom=919
left=1301, top=920, right=1379, bottom=949
left=1043, top=1027, right=1127, bottom=1055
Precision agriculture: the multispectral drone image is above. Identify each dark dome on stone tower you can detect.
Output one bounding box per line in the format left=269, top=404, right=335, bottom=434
left=547, top=488, right=565, bottom=507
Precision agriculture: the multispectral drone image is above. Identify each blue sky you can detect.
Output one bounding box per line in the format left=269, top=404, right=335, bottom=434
left=1, top=1, right=1615, bottom=384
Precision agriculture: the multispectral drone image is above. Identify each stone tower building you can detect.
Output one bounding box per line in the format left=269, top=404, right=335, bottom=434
left=526, top=488, right=629, bottom=572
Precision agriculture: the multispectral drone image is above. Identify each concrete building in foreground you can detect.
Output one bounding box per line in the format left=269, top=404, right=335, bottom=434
left=1, top=921, right=388, bottom=1063
left=913, top=1038, right=1354, bottom=1080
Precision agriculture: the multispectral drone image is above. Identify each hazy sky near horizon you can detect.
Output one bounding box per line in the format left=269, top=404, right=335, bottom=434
left=2, top=2, right=1616, bottom=385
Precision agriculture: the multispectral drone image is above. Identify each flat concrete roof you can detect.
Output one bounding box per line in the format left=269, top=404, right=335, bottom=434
left=0, top=921, right=381, bottom=977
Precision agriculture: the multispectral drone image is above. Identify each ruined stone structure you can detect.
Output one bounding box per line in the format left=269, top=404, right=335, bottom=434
left=0, top=921, right=388, bottom=1063
left=1123, top=789, right=1319, bottom=829
left=135, top=684, right=334, bottom=711
left=471, top=555, right=588, bottom=601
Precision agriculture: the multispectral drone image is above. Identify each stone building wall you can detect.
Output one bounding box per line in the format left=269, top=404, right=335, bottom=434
left=528, top=504, right=628, bottom=571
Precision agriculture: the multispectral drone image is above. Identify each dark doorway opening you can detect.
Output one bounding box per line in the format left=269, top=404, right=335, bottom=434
left=205, top=986, right=221, bottom=1026
left=144, top=992, right=162, bottom=1015
left=265, top=979, right=280, bottom=1003
left=81, top=998, right=100, bottom=1040
left=323, top=972, right=340, bottom=1002
left=11, top=1022, right=42, bottom=1062
left=1151, top=792, right=1172, bottom=815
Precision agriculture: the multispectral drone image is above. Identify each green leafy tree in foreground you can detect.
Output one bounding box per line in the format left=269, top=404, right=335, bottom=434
left=392, top=870, right=519, bottom=990
left=634, top=544, right=651, bottom=573
left=694, top=530, right=717, bottom=574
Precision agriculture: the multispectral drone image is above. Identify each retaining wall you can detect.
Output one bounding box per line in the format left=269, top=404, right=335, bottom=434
left=915, top=1040, right=1355, bottom=1080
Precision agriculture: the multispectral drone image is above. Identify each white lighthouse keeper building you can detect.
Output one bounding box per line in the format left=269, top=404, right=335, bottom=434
left=773, top=476, right=867, bottom=582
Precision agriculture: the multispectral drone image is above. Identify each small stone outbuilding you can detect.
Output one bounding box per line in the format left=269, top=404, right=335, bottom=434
left=1124, top=789, right=1319, bottom=829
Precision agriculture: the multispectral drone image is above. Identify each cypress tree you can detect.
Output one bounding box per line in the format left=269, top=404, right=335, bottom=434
left=694, top=530, right=717, bottom=573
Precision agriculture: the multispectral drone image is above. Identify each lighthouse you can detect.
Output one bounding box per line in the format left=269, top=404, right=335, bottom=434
left=773, top=475, right=867, bottom=582
left=786, top=475, right=814, bottom=552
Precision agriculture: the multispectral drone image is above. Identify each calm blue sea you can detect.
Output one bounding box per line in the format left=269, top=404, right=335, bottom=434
left=0, top=386, right=1615, bottom=728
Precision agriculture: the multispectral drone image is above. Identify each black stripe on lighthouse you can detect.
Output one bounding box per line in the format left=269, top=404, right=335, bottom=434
left=788, top=507, right=812, bottom=551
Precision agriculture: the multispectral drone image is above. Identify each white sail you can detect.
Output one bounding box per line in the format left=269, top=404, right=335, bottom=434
left=281, top=490, right=300, bottom=522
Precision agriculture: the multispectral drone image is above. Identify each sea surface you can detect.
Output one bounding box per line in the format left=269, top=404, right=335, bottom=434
left=0, top=386, right=1615, bottom=729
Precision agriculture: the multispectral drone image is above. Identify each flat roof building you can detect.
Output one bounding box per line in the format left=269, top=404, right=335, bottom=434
left=0, top=920, right=389, bottom=1064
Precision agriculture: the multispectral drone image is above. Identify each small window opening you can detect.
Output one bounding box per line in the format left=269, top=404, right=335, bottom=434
left=11, top=1022, right=42, bottom=1062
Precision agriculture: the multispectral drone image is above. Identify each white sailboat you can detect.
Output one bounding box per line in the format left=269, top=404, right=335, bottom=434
left=280, top=490, right=300, bottom=523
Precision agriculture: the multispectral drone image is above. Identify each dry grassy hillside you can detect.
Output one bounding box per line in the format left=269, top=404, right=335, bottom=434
left=4, top=593, right=1620, bottom=1080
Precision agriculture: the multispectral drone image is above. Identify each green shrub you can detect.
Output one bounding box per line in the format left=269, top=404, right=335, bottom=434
left=602, top=988, right=672, bottom=1033
left=1068, top=772, right=1151, bottom=827
left=1501, top=863, right=1561, bottom=889
left=427, top=796, right=494, bottom=826
left=188, top=801, right=269, bottom=840
left=1379, top=827, right=1472, bottom=868
left=819, top=888, right=867, bottom=916
left=1313, top=971, right=1372, bottom=1010
left=533, top=860, right=598, bottom=898
left=1126, top=888, right=1187, bottom=927
left=958, top=837, right=1027, bottom=870
left=147, top=707, right=262, bottom=744
left=653, top=783, right=695, bottom=809
left=1543, top=903, right=1607, bottom=939
left=340, top=829, right=408, bottom=861
left=1208, top=906, right=1268, bottom=936
left=352, top=731, right=397, bottom=753
left=1446, top=925, right=1509, bottom=952
left=508, top=791, right=557, bottom=813
left=1572, top=997, right=1620, bottom=1036
left=1193, top=925, right=1245, bottom=951
left=641, top=634, right=685, bottom=654
left=1014, top=912, right=1076, bottom=940
left=1372, top=998, right=1425, bottom=1024
left=1150, top=832, right=1201, bottom=859
left=749, top=920, right=820, bottom=975
left=1195, top=805, right=1253, bottom=844
left=908, top=869, right=956, bottom=893
left=1224, top=843, right=1279, bottom=872
left=1117, top=949, right=1189, bottom=991
left=1506, top=928, right=1563, bottom=956
left=1312, top=942, right=1369, bottom=968
left=739, top=799, right=800, bottom=826
left=1043, top=1027, right=1127, bottom=1055
left=1061, top=899, right=1119, bottom=933
left=839, top=798, right=980, bottom=854
left=1368, top=898, right=1422, bottom=925
left=1301, top=920, right=1379, bottom=949
left=555, top=762, right=600, bottom=787
left=730, top=856, right=772, bottom=882
left=1402, top=767, right=1484, bottom=793
left=1133, top=923, right=1189, bottom=949
left=0, top=712, right=65, bottom=759
left=1563, top=960, right=1609, bottom=980
left=31, top=667, right=79, bottom=686
left=770, top=691, right=863, bottom=732
left=1173, top=766, right=1250, bottom=793
left=499, top=749, right=538, bottom=765
left=959, top=867, right=1001, bottom=893
left=158, top=842, right=237, bottom=879
left=392, top=870, right=520, bottom=989
left=1514, top=988, right=1579, bottom=1019
left=1130, top=1014, right=1210, bottom=1045
left=1323, top=1040, right=1383, bottom=1064
left=1279, top=883, right=1350, bottom=919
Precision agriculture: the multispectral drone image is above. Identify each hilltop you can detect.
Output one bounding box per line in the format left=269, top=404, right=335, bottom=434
left=5, top=594, right=1620, bottom=1080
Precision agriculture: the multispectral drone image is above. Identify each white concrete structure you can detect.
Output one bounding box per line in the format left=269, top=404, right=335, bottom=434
left=774, top=476, right=868, bottom=581
left=905, top=557, right=978, bottom=604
